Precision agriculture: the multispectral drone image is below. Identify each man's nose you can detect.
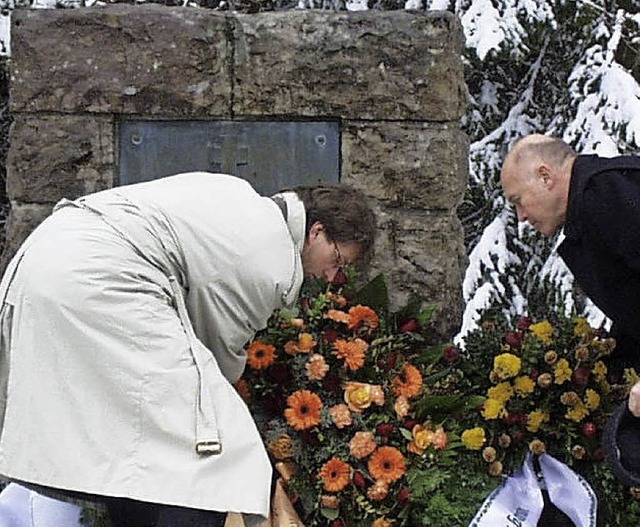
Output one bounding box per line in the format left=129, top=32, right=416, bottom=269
left=516, top=206, right=527, bottom=222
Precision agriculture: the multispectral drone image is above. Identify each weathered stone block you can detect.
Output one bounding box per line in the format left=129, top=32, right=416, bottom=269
left=233, top=10, right=467, bottom=121
left=371, top=208, right=467, bottom=338
left=341, top=121, right=469, bottom=210
left=7, top=115, right=116, bottom=202
left=0, top=203, right=54, bottom=271
left=10, top=5, right=232, bottom=117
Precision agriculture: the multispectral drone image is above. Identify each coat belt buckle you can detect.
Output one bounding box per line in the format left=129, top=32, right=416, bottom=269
left=196, top=441, right=222, bottom=456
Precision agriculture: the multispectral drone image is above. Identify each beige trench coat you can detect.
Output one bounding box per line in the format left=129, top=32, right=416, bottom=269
left=0, top=173, right=306, bottom=526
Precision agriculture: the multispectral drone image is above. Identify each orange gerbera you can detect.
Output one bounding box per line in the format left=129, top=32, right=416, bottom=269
left=284, top=390, right=323, bottom=431
left=246, top=340, right=277, bottom=370
left=368, top=446, right=406, bottom=484
left=348, top=305, right=379, bottom=333
left=333, top=338, right=369, bottom=370
left=319, top=457, right=351, bottom=492
left=392, top=363, right=423, bottom=398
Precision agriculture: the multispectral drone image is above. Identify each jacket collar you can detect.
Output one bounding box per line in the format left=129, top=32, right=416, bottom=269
left=563, top=155, right=599, bottom=242
left=271, top=191, right=306, bottom=255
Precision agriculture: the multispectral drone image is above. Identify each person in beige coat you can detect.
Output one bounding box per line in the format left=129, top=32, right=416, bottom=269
left=0, top=172, right=376, bottom=527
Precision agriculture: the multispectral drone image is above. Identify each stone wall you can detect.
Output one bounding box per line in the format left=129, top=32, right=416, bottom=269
left=3, top=4, right=468, bottom=338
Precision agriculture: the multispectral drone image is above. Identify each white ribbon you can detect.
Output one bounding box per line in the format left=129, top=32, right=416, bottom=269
left=539, top=453, right=597, bottom=527
left=469, top=453, right=597, bottom=527
left=470, top=453, right=543, bottom=527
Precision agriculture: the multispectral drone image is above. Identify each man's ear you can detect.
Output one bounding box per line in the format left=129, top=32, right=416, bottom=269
left=309, top=221, right=324, bottom=239
left=538, top=165, right=552, bottom=188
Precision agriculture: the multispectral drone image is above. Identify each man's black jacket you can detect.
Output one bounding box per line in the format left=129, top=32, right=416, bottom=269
left=558, top=154, right=640, bottom=369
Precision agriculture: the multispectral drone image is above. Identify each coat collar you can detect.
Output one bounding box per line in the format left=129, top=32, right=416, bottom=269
left=271, top=191, right=306, bottom=255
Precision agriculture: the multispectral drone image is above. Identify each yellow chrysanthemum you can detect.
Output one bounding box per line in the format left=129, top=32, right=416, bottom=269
left=487, top=382, right=514, bottom=404
left=573, top=318, right=593, bottom=338
left=554, top=358, right=572, bottom=385
left=526, top=410, right=549, bottom=433
left=492, top=353, right=522, bottom=381
left=584, top=388, right=601, bottom=410
left=566, top=402, right=589, bottom=422
left=592, top=360, right=607, bottom=382
left=514, top=376, right=535, bottom=397
left=461, top=427, right=486, bottom=450
left=482, top=398, right=506, bottom=420
left=530, top=320, right=554, bottom=345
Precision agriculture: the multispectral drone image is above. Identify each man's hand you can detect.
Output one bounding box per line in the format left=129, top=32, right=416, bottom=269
left=629, top=380, right=640, bottom=417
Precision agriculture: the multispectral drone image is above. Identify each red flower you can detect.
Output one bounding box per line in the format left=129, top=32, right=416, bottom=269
left=397, top=487, right=410, bottom=506
left=323, top=328, right=339, bottom=343
left=503, top=413, right=519, bottom=426
left=517, top=316, right=532, bottom=330
left=322, top=372, right=342, bottom=392
left=399, top=319, right=420, bottom=333
left=352, top=471, right=367, bottom=488
left=505, top=331, right=522, bottom=350
left=402, top=418, right=418, bottom=431
left=376, top=423, right=395, bottom=438
left=331, top=269, right=348, bottom=287
left=443, top=345, right=460, bottom=364
left=377, top=352, right=397, bottom=371
left=572, top=367, right=591, bottom=387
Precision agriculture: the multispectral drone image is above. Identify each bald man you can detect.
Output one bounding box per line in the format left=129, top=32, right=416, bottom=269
left=501, top=134, right=640, bottom=415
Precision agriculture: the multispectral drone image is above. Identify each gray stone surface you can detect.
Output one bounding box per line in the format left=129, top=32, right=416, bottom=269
left=3, top=5, right=469, bottom=339
left=233, top=10, right=466, bottom=120
left=7, top=115, right=116, bottom=203
left=341, top=120, right=468, bottom=334
left=341, top=121, right=469, bottom=210
left=10, top=5, right=232, bottom=117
